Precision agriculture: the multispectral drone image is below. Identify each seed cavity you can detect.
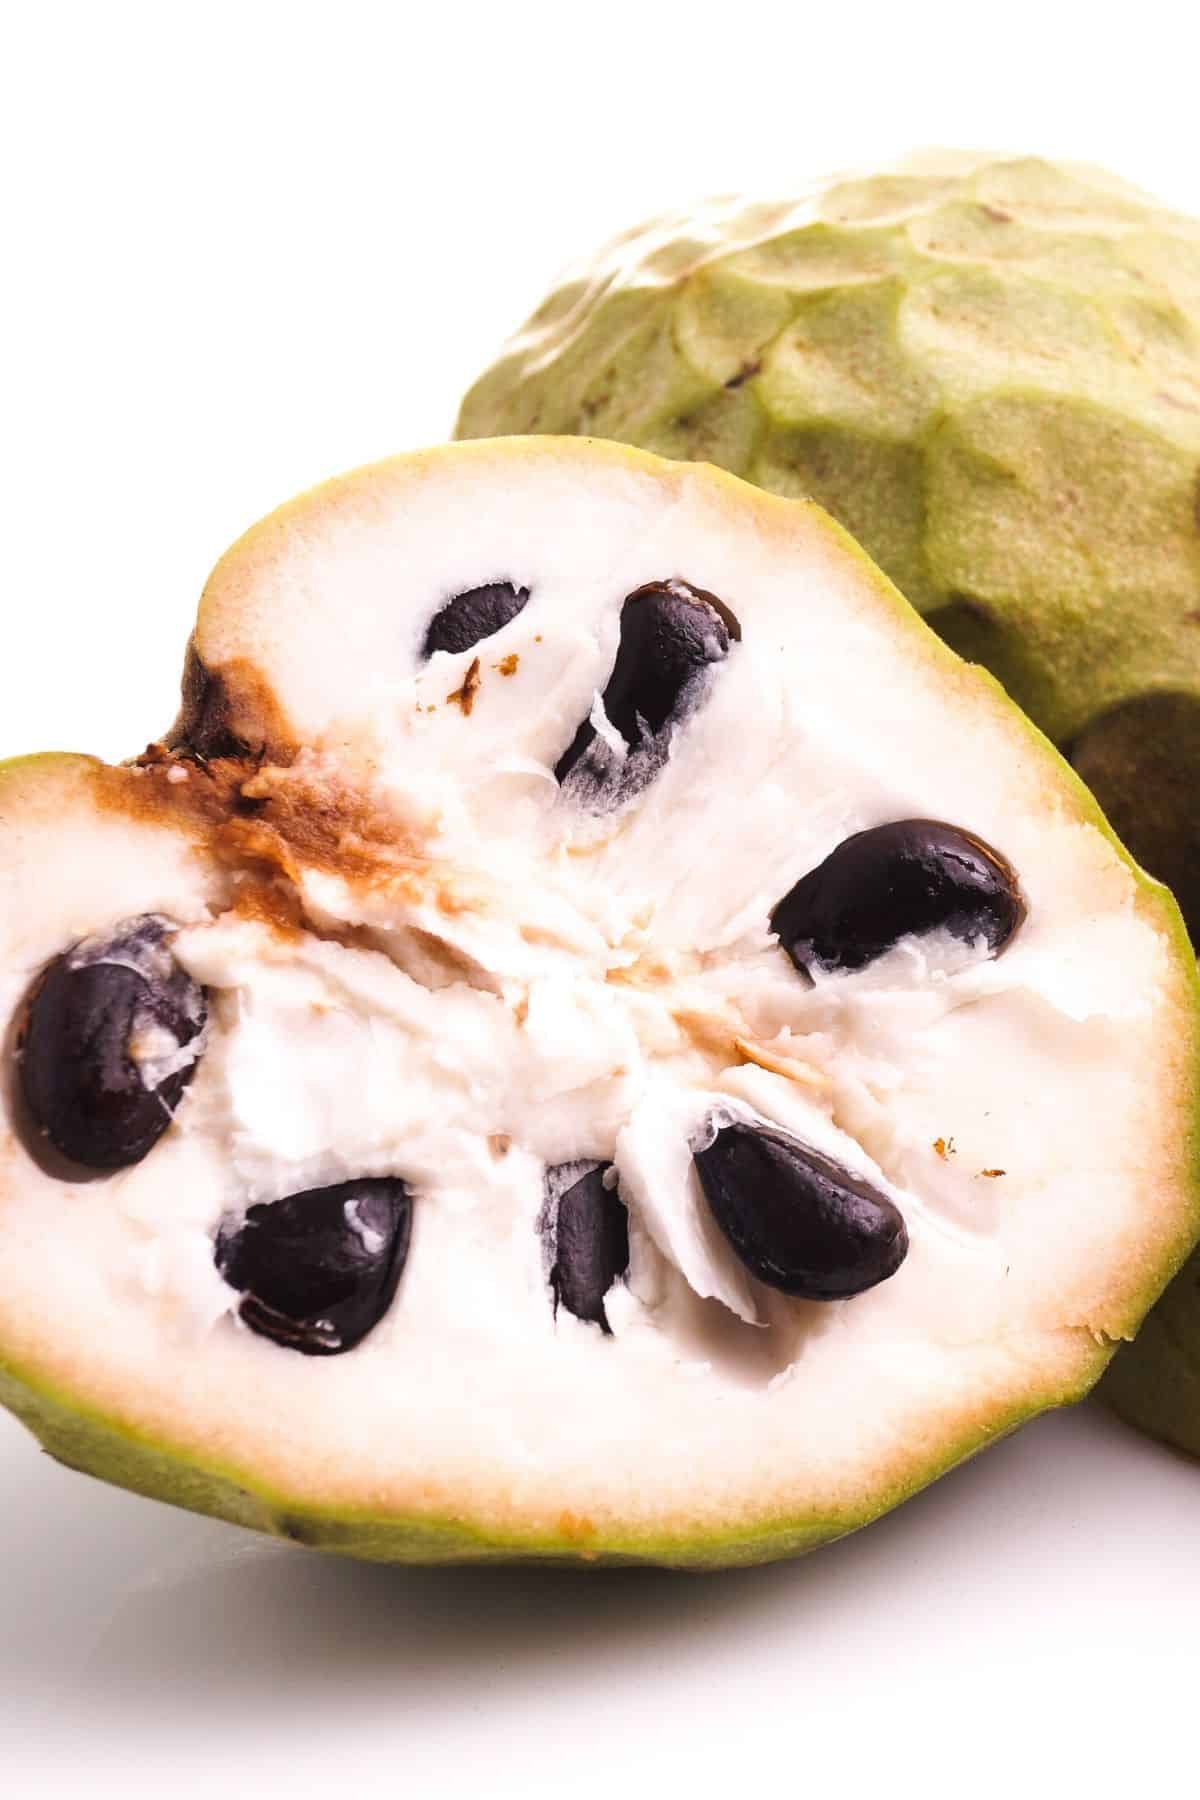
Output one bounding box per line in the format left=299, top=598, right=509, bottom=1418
left=692, top=1118, right=908, bottom=1300
left=544, top=1160, right=629, bottom=1333
left=18, top=915, right=207, bottom=1172
left=555, top=580, right=741, bottom=804
left=215, top=1177, right=413, bottom=1356
left=423, top=581, right=531, bottom=658
left=771, top=818, right=1025, bottom=977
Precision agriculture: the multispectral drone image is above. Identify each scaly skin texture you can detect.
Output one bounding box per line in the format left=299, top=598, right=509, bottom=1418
left=455, top=153, right=1200, bottom=947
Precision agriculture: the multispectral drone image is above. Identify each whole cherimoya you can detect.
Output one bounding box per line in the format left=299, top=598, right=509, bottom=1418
left=457, top=153, right=1200, bottom=952
left=0, top=439, right=1197, bottom=1566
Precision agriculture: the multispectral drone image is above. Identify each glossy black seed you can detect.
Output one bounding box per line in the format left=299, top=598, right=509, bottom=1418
left=19, top=916, right=207, bottom=1171
left=771, top=819, right=1025, bottom=977
left=422, top=581, right=531, bottom=657
left=546, top=1161, right=629, bottom=1333
left=555, top=580, right=740, bottom=793
left=216, top=1177, right=413, bottom=1356
left=693, top=1120, right=908, bottom=1301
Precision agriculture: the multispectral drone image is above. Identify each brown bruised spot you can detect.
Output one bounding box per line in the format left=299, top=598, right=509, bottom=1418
left=92, top=756, right=249, bottom=839
left=165, top=640, right=296, bottom=763
left=90, top=754, right=452, bottom=907
left=230, top=762, right=428, bottom=884
left=488, top=1133, right=512, bottom=1158
left=447, top=656, right=482, bottom=716
left=933, top=1137, right=957, bottom=1160
left=228, top=878, right=306, bottom=940
left=979, top=1168, right=1006, bottom=1179
left=556, top=1510, right=598, bottom=1551
left=496, top=653, right=520, bottom=677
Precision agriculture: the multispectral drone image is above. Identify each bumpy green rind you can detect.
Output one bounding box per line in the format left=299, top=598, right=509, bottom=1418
left=2, top=446, right=1198, bottom=1561
left=456, top=153, right=1200, bottom=947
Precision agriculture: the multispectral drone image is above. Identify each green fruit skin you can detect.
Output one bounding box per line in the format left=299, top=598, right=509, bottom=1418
left=455, top=153, right=1200, bottom=1462
left=1101, top=1255, right=1200, bottom=1459
left=0, top=1351, right=1081, bottom=1569
left=456, top=153, right=1200, bottom=949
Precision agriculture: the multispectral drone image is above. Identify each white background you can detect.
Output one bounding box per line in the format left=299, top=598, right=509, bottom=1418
left=2, top=3, right=1199, bottom=1794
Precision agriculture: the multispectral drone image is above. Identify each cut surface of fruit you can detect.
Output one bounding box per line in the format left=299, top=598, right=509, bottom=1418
left=0, top=438, right=1197, bottom=1567
left=455, top=152, right=1200, bottom=949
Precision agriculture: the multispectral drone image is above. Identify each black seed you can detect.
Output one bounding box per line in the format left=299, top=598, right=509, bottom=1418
left=693, top=1120, right=908, bottom=1301
left=555, top=580, right=740, bottom=798
left=546, top=1161, right=629, bottom=1333
left=771, top=819, right=1025, bottom=977
left=216, top=1177, right=413, bottom=1356
left=423, top=581, right=530, bottom=657
left=18, top=916, right=207, bottom=1171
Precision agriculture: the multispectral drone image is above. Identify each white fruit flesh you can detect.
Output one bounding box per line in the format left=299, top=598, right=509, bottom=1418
left=0, top=439, right=1196, bottom=1558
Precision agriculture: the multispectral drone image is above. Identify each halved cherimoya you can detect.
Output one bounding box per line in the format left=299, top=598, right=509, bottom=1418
left=0, top=438, right=1196, bottom=1566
